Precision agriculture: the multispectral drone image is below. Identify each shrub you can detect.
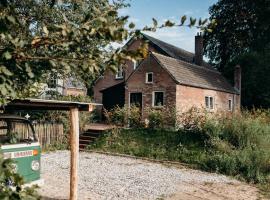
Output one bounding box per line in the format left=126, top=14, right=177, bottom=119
left=146, top=106, right=177, bottom=129
left=178, top=107, right=207, bottom=131
left=104, top=106, right=127, bottom=126
left=129, top=105, right=142, bottom=128
left=147, top=108, right=163, bottom=129
left=104, top=105, right=143, bottom=128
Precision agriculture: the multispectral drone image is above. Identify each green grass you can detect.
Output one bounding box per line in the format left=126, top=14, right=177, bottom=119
left=88, top=127, right=270, bottom=189
left=88, top=110, right=270, bottom=196
left=88, top=129, right=206, bottom=162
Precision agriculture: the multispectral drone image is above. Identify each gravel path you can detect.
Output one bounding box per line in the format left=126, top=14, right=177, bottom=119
left=39, top=151, right=263, bottom=200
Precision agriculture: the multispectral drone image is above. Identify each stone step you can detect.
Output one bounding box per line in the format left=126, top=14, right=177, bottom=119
left=82, top=131, right=102, bottom=137
left=79, top=139, right=92, bottom=145
left=79, top=135, right=96, bottom=141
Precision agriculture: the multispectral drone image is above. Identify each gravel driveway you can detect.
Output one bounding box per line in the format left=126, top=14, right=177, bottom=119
left=39, top=151, right=264, bottom=200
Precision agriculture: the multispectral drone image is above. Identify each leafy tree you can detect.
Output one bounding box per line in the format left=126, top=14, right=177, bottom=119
left=0, top=0, right=139, bottom=104
left=204, top=0, right=270, bottom=108
left=0, top=0, right=210, bottom=105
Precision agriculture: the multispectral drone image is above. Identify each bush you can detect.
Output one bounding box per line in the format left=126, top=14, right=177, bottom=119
left=104, top=105, right=127, bottom=126
left=146, top=106, right=177, bottom=129
left=147, top=108, right=163, bottom=129
left=104, top=105, right=143, bottom=128
left=178, top=107, right=207, bottom=131
left=129, top=105, right=143, bottom=128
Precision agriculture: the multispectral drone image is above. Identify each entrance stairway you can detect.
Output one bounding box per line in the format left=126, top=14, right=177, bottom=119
left=79, top=123, right=114, bottom=150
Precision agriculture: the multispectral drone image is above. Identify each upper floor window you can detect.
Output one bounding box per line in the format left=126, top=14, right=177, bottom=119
left=115, top=66, right=124, bottom=79
left=205, top=96, right=214, bottom=110
left=228, top=99, right=233, bottom=111
left=153, top=91, right=164, bottom=107
left=133, top=60, right=139, bottom=70
left=146, top=72, right=153, bottom=83
left=47, top=73, right=57, bottom=89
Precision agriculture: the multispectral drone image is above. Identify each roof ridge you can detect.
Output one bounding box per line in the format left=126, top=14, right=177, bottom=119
left=152, top=52, right=220, bottom=74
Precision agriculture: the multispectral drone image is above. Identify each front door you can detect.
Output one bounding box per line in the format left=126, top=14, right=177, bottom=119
left=130, top=93, right=142, bottom=108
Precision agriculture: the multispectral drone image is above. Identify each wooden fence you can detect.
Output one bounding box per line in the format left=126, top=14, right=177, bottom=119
left=0, top=122, right=64, bottom=148
left=33, top=123, right=64, bottom=148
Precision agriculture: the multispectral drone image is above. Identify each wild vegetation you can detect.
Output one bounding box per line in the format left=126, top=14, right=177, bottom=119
left=89, top=107, right=270, bottom=192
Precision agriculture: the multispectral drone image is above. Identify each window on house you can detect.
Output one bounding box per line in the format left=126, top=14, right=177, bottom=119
left=133, top=60, right=139, bottom=70
left=47, top=73, right=57, bottom=88
left=115, top=66, right=124, bottom=79
left=228, top=99, right=233, bottom=111
left=146, top=72, right=153, bottom=83
left=153, top=91, right=164, bottom=107
left=205, top=96, right=214, bottom=110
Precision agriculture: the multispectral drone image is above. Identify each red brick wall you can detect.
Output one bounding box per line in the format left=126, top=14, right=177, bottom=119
left=126, top=54, right=177, bottom=118
left=176, top=85, right=240, bottom=113
left=93, top=38, right=162, bottom=103
left=64, top=88, right=87, bottom=96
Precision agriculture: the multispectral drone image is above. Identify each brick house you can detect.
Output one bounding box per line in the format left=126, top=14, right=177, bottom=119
left=93, top=33, right=240, bottom=117
left=41, top=74, right=87, bottom=98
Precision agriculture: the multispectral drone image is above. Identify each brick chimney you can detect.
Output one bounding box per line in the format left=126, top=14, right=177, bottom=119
left=234, top=65, right=242, bottom=93
left=194, top=32, right=203, bottom=66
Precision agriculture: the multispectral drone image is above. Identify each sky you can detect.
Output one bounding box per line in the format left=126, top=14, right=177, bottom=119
left=117, top=0, right=218, bottom=53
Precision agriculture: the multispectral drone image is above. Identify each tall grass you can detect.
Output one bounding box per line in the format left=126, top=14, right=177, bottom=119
left=89, top=109, right=270, bottom=186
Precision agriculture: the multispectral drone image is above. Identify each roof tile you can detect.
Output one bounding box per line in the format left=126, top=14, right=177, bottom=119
left=152, top=52, right=238, bottom=94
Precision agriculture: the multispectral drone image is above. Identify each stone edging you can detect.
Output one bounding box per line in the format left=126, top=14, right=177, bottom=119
left=80, top=149, right=195, bottom=169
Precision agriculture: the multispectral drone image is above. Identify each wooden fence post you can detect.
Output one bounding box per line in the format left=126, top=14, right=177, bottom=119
left=70, top=107, right=79, bottom=200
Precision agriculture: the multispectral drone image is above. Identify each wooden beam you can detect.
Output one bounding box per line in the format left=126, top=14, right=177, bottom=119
left=70, top=107, right=79, bottom=200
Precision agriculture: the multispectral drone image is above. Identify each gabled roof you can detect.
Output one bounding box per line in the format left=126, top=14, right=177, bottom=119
left=151, top=52, right=238, bottom=94
left=138, top=33, right=212, bottom=69
left=141, top=33, right=194, bottom=62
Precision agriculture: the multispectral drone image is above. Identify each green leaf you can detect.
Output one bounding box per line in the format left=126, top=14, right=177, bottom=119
left=3, top=51, right=12, bottom=60
left=0, top=66, right=13, bottom=76
left=43, top=26, right=49, bottom=36
left=189, top=17, right=196, bottom=26
left=25, top=63, right=34, bottom=78
left=164, top=20, right=175, bottom=27
left=129, top=22, right=135, bottom=29
left=6, top=16, right=16, bottom=24
left=201, top=18, right=208, bottom=25
left=181, top=15, right=187, bottom=25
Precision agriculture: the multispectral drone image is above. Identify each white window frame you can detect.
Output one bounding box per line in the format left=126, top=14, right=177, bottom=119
left=115, top=66, right=124, bottom=79
left=228, top=99, right=233, bottom=111
left=133, top=60, right=138, bottom=70
left=145, top=72, right=153, bottom=84
left=152, top=91, right=165, bottom=107
left=205, top=96, right=214, bottom=110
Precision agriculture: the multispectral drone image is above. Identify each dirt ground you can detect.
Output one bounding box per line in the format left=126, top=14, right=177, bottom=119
left=167, top=182, right=267, bottom=200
